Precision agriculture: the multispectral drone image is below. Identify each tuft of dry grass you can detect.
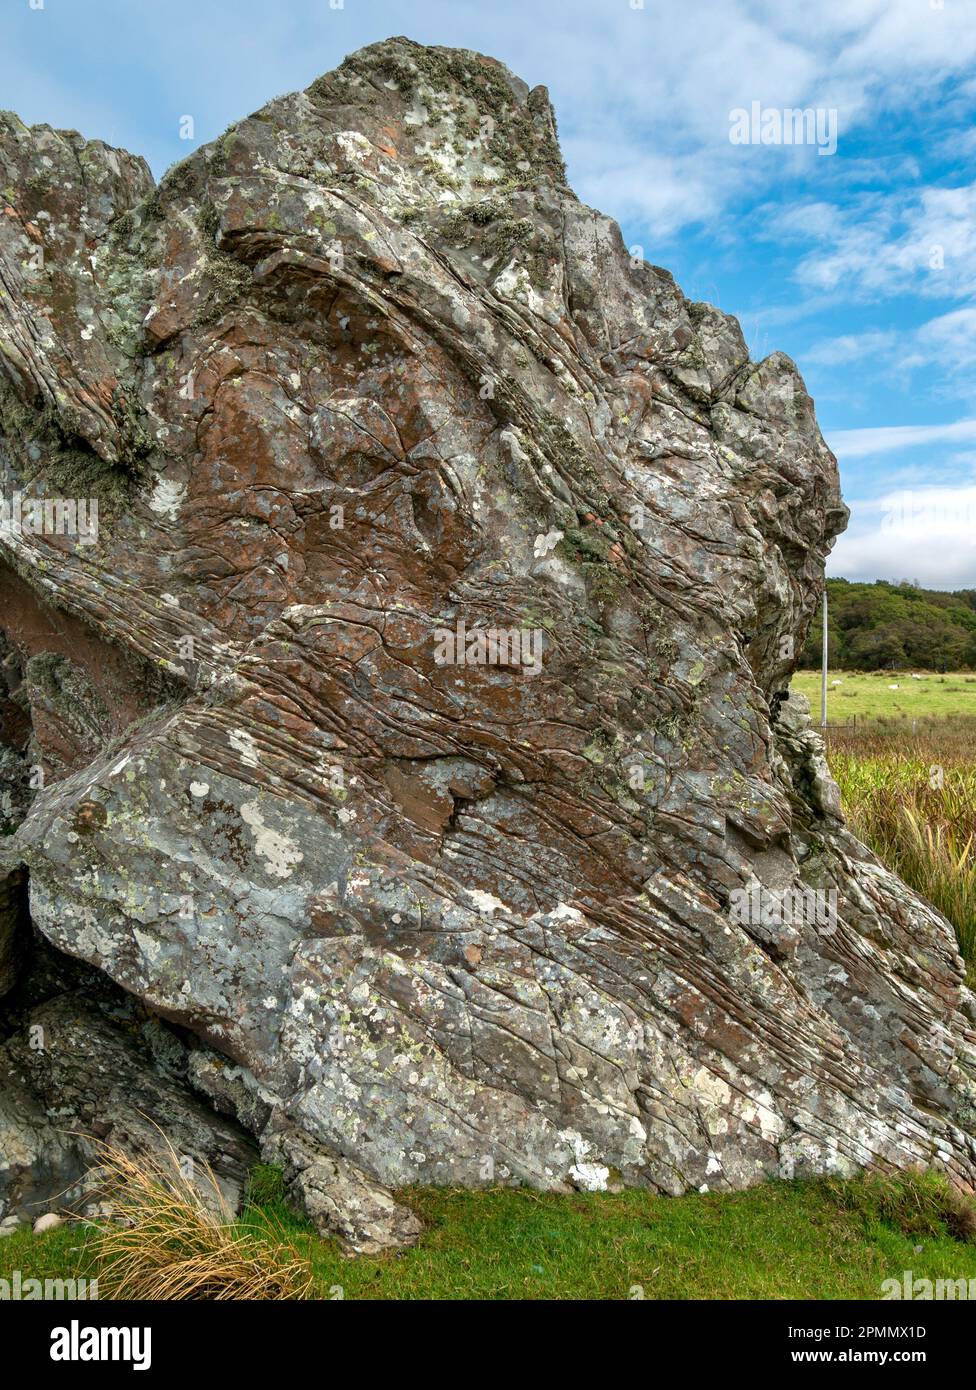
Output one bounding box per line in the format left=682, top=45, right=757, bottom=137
left=86, top=1140, right=313, bottom=1301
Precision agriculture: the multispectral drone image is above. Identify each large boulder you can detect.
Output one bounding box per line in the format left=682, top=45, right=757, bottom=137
left=1, top=38, right=974, bottom=1244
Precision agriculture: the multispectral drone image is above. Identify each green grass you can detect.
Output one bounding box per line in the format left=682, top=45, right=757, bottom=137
left=791, top=668, right=976, bottom=723
left=5, top=1170, right=976, bottom=1300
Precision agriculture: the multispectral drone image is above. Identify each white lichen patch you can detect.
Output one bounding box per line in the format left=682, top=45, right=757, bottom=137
left=491, top=261, right=545, bottom=316
left=559, top=1129, right=610, bottom=1191
left=740, top=1089, right=786, bottom=1143
left=239, top=800, right=304, bottom=878
left=466, top=888, right=508, bottom=916
left=148, top=478, right=187, bottom=521
left=533, top=528, right=563, bottom=558
left=335, top=130, right=371, bottom=160
left=686, top=1065, right=732, bottom=1111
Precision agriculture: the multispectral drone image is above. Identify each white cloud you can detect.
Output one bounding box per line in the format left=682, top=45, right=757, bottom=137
left=829, top=529, right=976, bottom=587
left=836, top=0, right=976, bottom=93
left=785, top=183, right=976, bottom=301
left=831, top=484, right=976, bottom=586
left=910, top=305, right=976, bottom=371
left=802, top=306, right=976, bottom=403
left=828, top=419, right=976, bottom=459
left=563, top=140, right=723, bottom=239
left=855, top=483, right=976, bottom=528
left=802, top=329, right=899, bottom=366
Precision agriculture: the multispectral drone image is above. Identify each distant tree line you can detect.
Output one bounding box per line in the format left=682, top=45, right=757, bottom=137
left=798, top=579, right=976, bottom=671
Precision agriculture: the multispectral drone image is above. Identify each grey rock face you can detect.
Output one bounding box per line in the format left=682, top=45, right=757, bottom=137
left=0, top=962, right=258, bottom=1223
left=0, top=1057, right=81, bottom=1226
left=0, top=38, right=974, bottom=1245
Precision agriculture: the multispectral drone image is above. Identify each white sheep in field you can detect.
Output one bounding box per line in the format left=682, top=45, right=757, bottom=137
left=888, top=683, right=899, bottom=690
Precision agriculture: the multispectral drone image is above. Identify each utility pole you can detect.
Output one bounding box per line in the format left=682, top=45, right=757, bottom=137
left=821, top=585, right=828, bottom=730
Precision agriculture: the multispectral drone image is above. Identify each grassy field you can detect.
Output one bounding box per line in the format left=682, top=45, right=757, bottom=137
left=827, top=727, right=976, bottom=969
left=788, top=671, right=976, bottom=978
left=4, top=1169, right=976, bottom=1301
left=791, top=667, right=976, bottom=723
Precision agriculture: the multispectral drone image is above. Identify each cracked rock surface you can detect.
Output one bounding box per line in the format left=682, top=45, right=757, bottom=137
left=1, top=37, right=975, bottom=1244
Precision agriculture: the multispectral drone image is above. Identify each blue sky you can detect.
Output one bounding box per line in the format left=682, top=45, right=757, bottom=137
left=3, top=0, right=975, bottom=586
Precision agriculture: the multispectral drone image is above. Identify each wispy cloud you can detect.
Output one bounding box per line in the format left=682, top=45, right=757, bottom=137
left=787, top=183, right=976, bottom=301
left=828, top=420, right=976, bottom=459
left=803, top=329, right=900, bottom=366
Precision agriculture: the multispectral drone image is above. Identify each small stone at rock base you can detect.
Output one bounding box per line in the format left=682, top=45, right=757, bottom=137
left=32, top=1212, right=63, bottom=1234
